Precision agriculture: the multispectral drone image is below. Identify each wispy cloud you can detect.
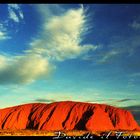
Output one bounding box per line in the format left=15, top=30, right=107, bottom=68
left=34, top=98, right=135, bottom=104
left=0, top=4, right=24, bottom=40
left=30, top=5, right=98, bottom=61
left=98, top=35, right=140, bottom=64
left=34, top=98, right=56, bottom=103
left=0, top=31, right=10, bottom=40
left=98, top=50, right=120, bottom=64
left=0, top=23, right=11, bottom=40
left=115, top=98, right=136, bottom=103
left=96, top=17, right=140, bottom=64
left=8, top=4, right=24, bottom=23
left=85, top=98, right=136, bottom=104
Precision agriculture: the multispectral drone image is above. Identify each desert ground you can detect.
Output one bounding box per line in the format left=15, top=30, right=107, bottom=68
left=0, top=130, right=140, bottom=137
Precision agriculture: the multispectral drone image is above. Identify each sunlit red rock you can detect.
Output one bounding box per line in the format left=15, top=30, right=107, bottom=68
left=0, top=101, right=139, bottom=131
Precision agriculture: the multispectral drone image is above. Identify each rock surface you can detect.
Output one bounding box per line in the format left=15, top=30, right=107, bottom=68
left=0, top=101, right=139, bottom=131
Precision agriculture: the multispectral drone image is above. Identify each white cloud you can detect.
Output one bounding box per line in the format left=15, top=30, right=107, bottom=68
left=8, top=4, right=24, bottom=23
left=0, top=54, right=53, bottom=85
left=0, top=31, right=11, bottom=40
left=98, top=50, right=120, bottom=63
left=30, top=5, right=98, bottom=61
left=19, top=10, right=24, bottom=19
left=8, top=4, right=20, bottom=9
left=9, top=9, right=19, bottom=23
left=0, top=4, right=24, bottom=41
left=0, top=23, right=10, bottom=40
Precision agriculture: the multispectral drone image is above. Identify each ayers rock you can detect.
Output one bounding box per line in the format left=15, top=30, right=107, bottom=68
left=0, top=101, right=139, bottom=131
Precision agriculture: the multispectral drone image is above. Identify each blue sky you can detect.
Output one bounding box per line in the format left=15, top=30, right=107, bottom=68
left=0, top=4, right=140, bottom=109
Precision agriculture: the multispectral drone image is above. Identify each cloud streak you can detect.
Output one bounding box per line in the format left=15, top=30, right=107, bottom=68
left=98, top=50, right=120, bottom=64
left=85, top=98, right=136, bottom=104
left=115, top=98, right=136, bottom=103
left=0, top=23, right=11, bottom=40
left=98, top=35, right=140, bottom=64
left=0, top=4, right=24, bottom=41
left=34, top=98, right=56, bottom=103
left=8, top=4, right=24, bottom=23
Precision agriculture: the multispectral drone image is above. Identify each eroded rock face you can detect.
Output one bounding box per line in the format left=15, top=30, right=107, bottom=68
left=0, top=101, right=139, bottom=131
